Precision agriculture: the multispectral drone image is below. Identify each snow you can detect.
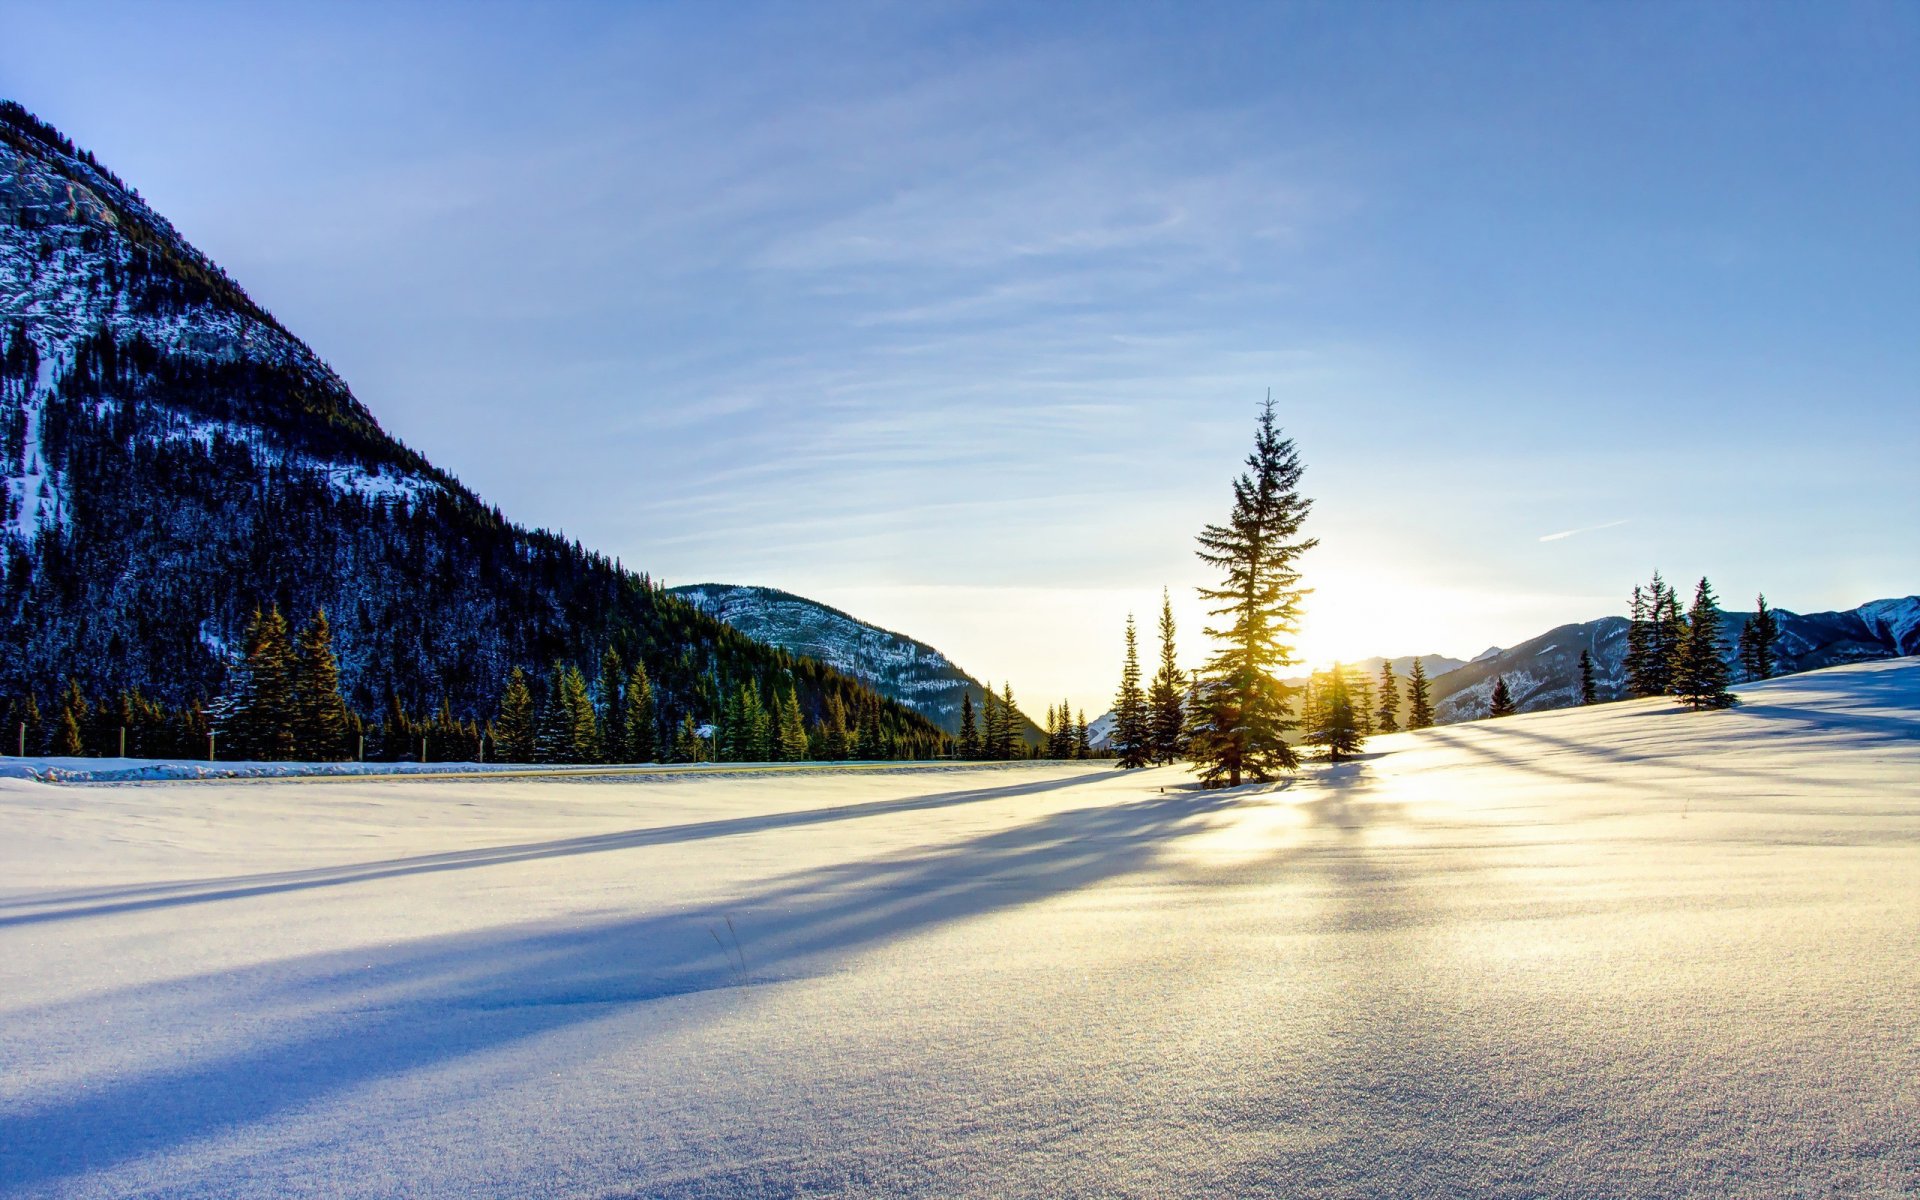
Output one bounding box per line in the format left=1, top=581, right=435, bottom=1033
left=5, top=354, right=66, bottom=541
left=1, top=659, right=1917, bottom=1197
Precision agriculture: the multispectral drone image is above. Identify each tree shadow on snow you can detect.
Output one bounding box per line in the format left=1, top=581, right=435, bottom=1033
left=0, top=771, right=1110, bottom=929
left=0, top=778, right=1259, bottom=1191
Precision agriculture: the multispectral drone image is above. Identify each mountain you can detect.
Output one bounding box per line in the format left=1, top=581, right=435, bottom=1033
left=1429, top=596, right=1920, bottom=723
left=0, top=102, right=945, bottom=754
left=669, top=583, right=1043, bottom=740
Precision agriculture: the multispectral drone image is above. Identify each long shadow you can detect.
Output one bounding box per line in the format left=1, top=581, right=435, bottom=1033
left=0, top=785, right=1253, bottom=1192
left=0, top=771, right=1109, bottom=929
left=1721, top=701, right=1920, bottom=745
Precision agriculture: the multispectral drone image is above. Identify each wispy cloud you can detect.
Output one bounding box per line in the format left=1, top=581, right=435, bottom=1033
left=1538, top=519, right=1629, bottom=543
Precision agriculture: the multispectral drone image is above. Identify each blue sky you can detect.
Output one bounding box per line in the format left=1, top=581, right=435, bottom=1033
left=4, top=1, right=1915, bottom=714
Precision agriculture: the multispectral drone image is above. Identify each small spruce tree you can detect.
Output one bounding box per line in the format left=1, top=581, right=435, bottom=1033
left=1307, top=664, right=1363, bottom=763
left=1147, top=589, right=1187, bottom=764
left=1673, top=577, right=1736, bottom=710
left=294, top=608, right=350, bottom=761
left=957, top=691, right=980, bottom=759
left=1375, top=661, right=1400, bottom=733
left=1405, top=656, right=1434, bottom=730
left=1737, top=593, right=1779, bottom=682
left=494, top=667, right=536, bottom=761
left=1113, top=613, right=1150, bottom=769
left=1487, top=676, right=1516, bottom=719
left=622, top=659, right=656, bottom=762
left=1579, top=647, right=1599, bottom=705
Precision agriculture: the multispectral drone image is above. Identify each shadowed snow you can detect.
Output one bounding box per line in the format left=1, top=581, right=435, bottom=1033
left=1, top=660, right=1916, bottom=1197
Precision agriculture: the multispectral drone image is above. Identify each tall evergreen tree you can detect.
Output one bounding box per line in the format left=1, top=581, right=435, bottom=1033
left=1375, top=661, right=1400, bottom=733
left=596, top=647, right=625, bottom=762
left=53, top=680, right=88, bottom=756
left=1578, top=648, right=1599, bottom=705
left=979, top=684, right=1002, bottom=761
left=1113, top=613, right=1150, bottom=769
left=622, top=659, right=656, bottom=762
left=1306, top=665, right=1363, bottom=763
left=993, top=682, right=1020, bottom=761
left=294, top=608, right=349, bottom=760
left=1405, top=656, right=1434, bottom=730
left=219, top=606, right=298, bottom=760
left=1074, top=708, right=1090, bottom=759
left=1188, top=397, right=1316, bottom=787
left=494, top=667, right=535, bottom=761
left=1648, top=573, right=1684, bottom=696
left=1487, top=676, right=1516, bottom=719
left=1737, top=593, right=1779, bottom=682
left=1673, top=577, right=1736, bottom=710
left=671, top=713, right=704, bottom=763
left=1147, top=589, right=1187, bottom=764
left=957, top=691, right=980, bottom=759
left=1347, top=667, right=1375, bottom=737
left=821, top=694, right=851, bottom=761
left=1624, top=584, right=1654, bottom=696
left=776, top=688, right=809, bottom=761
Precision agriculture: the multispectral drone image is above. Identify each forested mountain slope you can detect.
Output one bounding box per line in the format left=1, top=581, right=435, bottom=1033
left=0, top=102, right=944, bottom=756
left=671, top=583, right=1043, bottom=741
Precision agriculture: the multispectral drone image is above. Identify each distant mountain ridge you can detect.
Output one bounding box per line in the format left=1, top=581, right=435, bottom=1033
left=670, top=583, right=1043, bottom=740
left=1429, top=595, right=1920, bottom=722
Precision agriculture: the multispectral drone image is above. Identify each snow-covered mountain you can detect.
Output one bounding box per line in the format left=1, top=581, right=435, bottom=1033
left=1429, top=596, right=1920, bottom=722
left=0, top=101, right=944, bottom=751
left=670, top=583, right=1042, bottom=740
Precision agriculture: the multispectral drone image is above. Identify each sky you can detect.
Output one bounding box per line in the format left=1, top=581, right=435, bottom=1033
left=3, top=1, right=1916, bottom=717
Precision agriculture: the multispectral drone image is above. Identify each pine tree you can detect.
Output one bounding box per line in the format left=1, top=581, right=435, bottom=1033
left=494, top=667, right=536, bottom=761
left=220, top=606, right=298, bottom=760
left=1674, top=577, right=1736, bottom=710
left=1188, top=397, right=1316, bottom=787
left=1347, top=667, right=1375, bottom=737
left=1147, top=589, right=1187, bottom=764
left=1578, top=648, right=1598, bottom=705
left=1375, top=661, right=1400, bottom=733
left=1738, top=593, right=1779, bottom=682
left=957, top=691, right=980, bottom=759
left=1648, top=573, right=1684, bottom=696
left=1405, top=656, right=1434, bottom=730
left=53, top=680, right=88, bottom=756
left=994, top=682, right=1020, bottom=761
left=821, top=694, right=850, bottom=761
left=1307, top=664, right=1363, bottom=763
left=1295, top=676, right=1322, bottom=745
left=1074, top=708, right=1090, bottom=759
left=672, top=713, right=703, bottom=763
left=855, top=710, right=883, bottom=759
left=596, top=647, right=625, bottom=762
left=293, top=608, right=349, bottom=760
left=1113, top=613, right=1150, bottom=769
left=1488, top=676, right=1516, bottom=719
left=777, top=688, right=809, bottom=761
left=622, top=659, right=657, bottom=762
left=537, top=663, right=597, bottom=763
left=979, top=684, right=1002, bottom=761
left=1624, top=585, right=1654, bottom=697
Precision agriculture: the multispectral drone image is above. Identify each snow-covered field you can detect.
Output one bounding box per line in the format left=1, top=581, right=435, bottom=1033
left=3, top=661, right=1917, bottom=1198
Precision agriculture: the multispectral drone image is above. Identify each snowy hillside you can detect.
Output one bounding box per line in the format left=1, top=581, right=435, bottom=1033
left=3, top=658, right=1914, bottom=1197
left=672, top=583, right=1042, bottom=740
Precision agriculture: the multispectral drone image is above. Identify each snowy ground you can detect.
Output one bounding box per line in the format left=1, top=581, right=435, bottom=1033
left=2, top=660, right=1917, bottom=1198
